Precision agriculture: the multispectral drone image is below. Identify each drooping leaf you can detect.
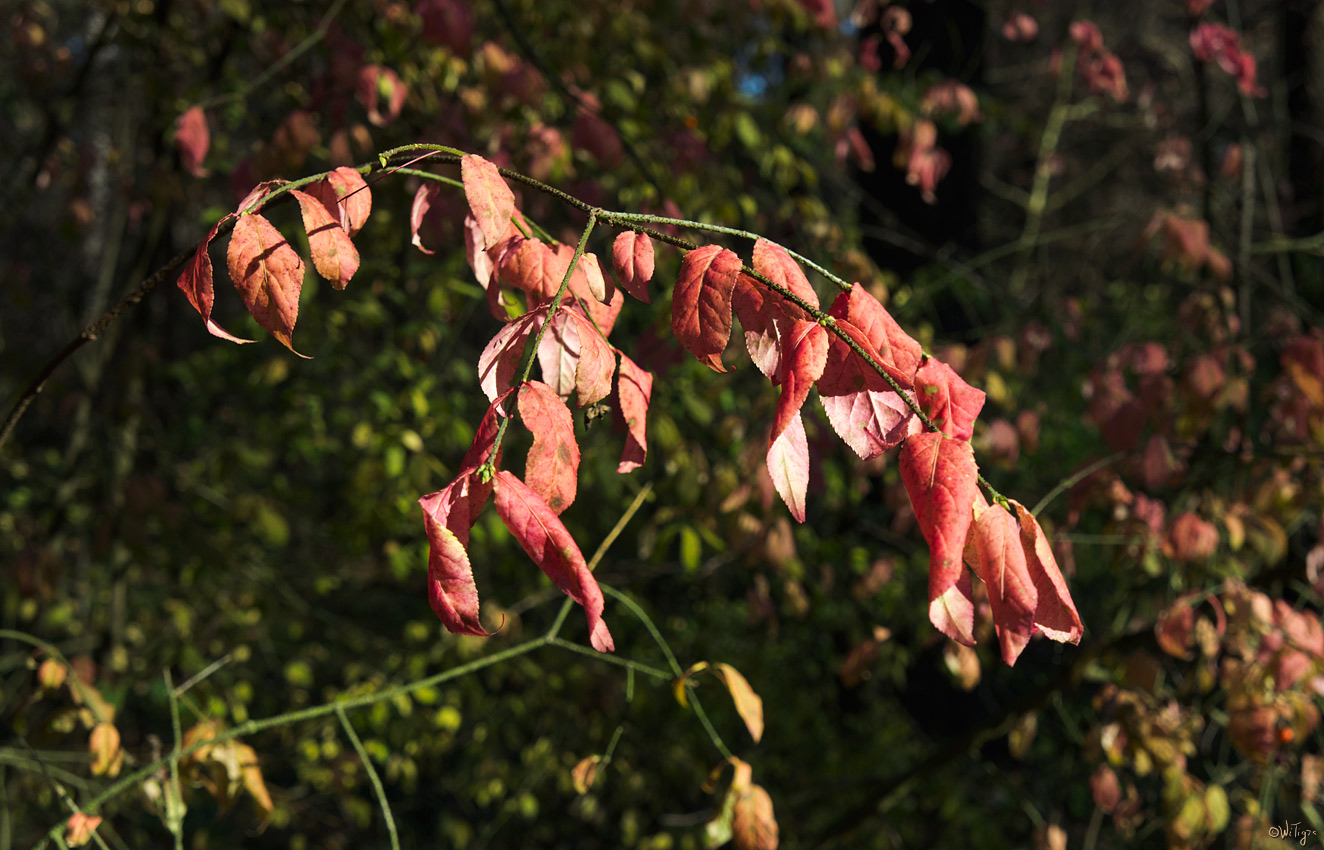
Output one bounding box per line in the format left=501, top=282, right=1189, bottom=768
left=492, top=470, right=614, bottom=652
left=1009, top=500, right=1084, bottom=644
left=771, top=321, right=828, bottom=442
left=462, top=154, right=515, bottom=250
left=970, top=501, right=1038, bottom=666
left=914, top=357, right=986, bottom=441
left=176, top=217, right=256, bottom=344
left=712, top=663, right=764, bottom=743
left=615, top=353, right=653, bottom=473
left=290, top=189, right=359, bottom=289
left=580, top=251, right=611, bottom=303
left=671, top=244, right=742, bottom=371
left=175, top=106, right=210, bottom=177
left=612, top=230, right=655, bottom=303
left=420, top=476, right=492, bottom=636
left=766, top=411, right=810, bottom=522
left=898, top=432, right=980, bottom=644
left=732, top=784, right=779, bottom=850
left=307, top=167, right=372, bottom=237
left=233, top=742, right=274, bottom=820
left=410, top=182, right=440, bottom=254
left=931, top=572, right=976, bottom=647
left=478, top=309, right=544, bottom=401
left=519, top=381, right=581, bottom=514
left=465, top=214, right=496, bottom=288
left=65, top=813, right=103, bottom=848
left=824, top=284, right=923, bottom=387
left=226, top=213, right=308, bottom=356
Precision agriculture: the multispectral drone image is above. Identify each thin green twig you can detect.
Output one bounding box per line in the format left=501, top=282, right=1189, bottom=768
left=336, top=705, right=400, bottom=850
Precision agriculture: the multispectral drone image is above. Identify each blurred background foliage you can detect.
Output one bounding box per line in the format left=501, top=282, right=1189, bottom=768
left=4, top=0, right=1324, bottom=848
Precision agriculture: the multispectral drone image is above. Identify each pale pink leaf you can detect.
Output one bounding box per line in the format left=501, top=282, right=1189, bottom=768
left=970, top=501, right=1039, bottom=666
left=478, top=309, right=544, bottom=401
left=411, top=183, right=441, bottom=254
left=175, top=106, right=210, bottom=177
left=612, top=231, right=654, bottom=303
left=767, top=411, right=810, bottom=522
left=462, top=154, right=515, bottom=250
left=615, top=353, right=652, bottom=473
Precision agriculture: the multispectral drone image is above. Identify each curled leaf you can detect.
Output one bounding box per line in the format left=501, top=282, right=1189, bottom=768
left=1009, top=500, right=1084, bottom=645
left=614, top=353, right=653, bottom=473
left=478, top=308, right=544, bottom=401
left=65, top=813, right=103, bottom=848
left=767, top=411, right=810, bottom=523
left=572, top=755, right=602, bottom=794
left=420, top=476, right=492, bottom=637
left=307, top=167, right=372, bottom=237
left=176, top=217, right=256, bottom=344
left=970, top=501, right=1038, bottom=666
left=771, top=321, right=828, bottom=443
left=410, top=182, right=441, bottom=254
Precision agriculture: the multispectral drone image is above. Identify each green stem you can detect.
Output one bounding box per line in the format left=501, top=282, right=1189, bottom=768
left=336, top=705, right=400, bottom=850
left=162, top=670, right=184, bottom=850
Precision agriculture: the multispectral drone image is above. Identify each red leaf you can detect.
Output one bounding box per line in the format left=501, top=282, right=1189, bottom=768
left=819, top=385, right=919, bottom=460
left=236, top=180, right=284, bottom=214
left=460, top=388, right=514, bottom=475
left=1009, top=500, right=1084, bottom=644
left=615, top=353, right=653, bottom=473
left=500, top=237, right=560, bottom=303
left=732, top=273, right=782, bottom=380
left=915, top=357, right=986, bottom=441
left=410, top=183, right=440, bottom=254
left=767, top=411, right=810, bottom=522
left=671, top=245, right=742, bottom=371
left=970, top=502, right=1038, bottom=666
left=824, top=284, right=922, bottom=388
left=307, top=167, right=372, bottom=237
left=226, top=213, right=308, bottom=356
left=462, top=154, right=515, bottom=250
left=899, top=432, right=980, bottom=644
left=570, top=311, right=616, bottom=407
left=478, top=309, right=544, bottom=401
left=176, top=217, right=257, bottom=344
left=493, top=470, right=614, bottom=652
left=290, top=189, right=359, bottom=289
left=519, top=381, right=580, bottom=514
left=558, top=245, right=622, bottom=335
left=357, top=65, right=406, bottom=127
left=931, top=572, right=976, bottom=647
left=772, top=321, right=828, bottom=442
left=612, top=231, right=654, bottom=303
left=419, top=476, right=492, bottom=636
left=175, top=106, right=210, bottom=177
left=464, top=214, right=496, bottom=287
left=752, top=238, right=819, bottom=319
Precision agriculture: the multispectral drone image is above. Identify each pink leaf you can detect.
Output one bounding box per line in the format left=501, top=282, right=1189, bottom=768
left=820, top=385, right=919, bottom=460
left=767, top=411, right=810, bottom=522
left=410, top=183, right=441, bottom=254
left=898, top=432, right=980, bottom=644
left=462, top=154, right=515, bottom=250
left=290, top=189, right=359, bottom=289
left=771, top=321, right=828, bottom=442
left=612, top=231, right=654, bottom=303
left=1010, top=500, right=1084, bottom=644
left=226, top=214, right=308, bottom=356
left=357, top=65, right=406, bottom=127
left=537, top=310, right=581, bottom=400
left=519, top=380, right=581, bottom=515
left=914, top=357, right=986, bottom=441
left=419, top=477, right=492, bottom=636
left=176, top=217, right=256, bottom=344
left=306, top=167, right=372, bottom=237
left=970, top=502, right=1038, bottom=666
left=500, top=237, right=560, bottom=303
left=752, top=239, right=818, bottom=319
left=615, top=353, right=653, bottom=473
left=493, top=470, right=614, bottom=652
left=558, top=245, right=622, bottom=335
left=465, top=214, right=496, bottom=287
left=671, top=245, right=742, bottom=371
left=570, top=311, right=616, bottom=407
left=478, top=309, right=544, bottom=401
left=175, top=106, right=210, bottom=177
left=931, top=573, right=976, bottom=647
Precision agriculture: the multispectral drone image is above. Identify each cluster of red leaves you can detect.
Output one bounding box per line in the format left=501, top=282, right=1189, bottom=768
left=1190, top=22, right=1265, bottom=97
left=1067, top=20, right=1129, bottom=103
left=442, top=157, right=1079, bottom=663
left=179, top=153, right=1081, bottom=665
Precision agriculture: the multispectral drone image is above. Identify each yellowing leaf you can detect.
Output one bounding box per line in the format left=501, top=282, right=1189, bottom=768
left=713, top=663, right=764, bottom=743
left=65, top=813, right=102, bottom=848
left=89, top=721, right=122, bottom=777
left=571, top=755, right=601, bottom=794
left=673, top=661, right=710, bottom=707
